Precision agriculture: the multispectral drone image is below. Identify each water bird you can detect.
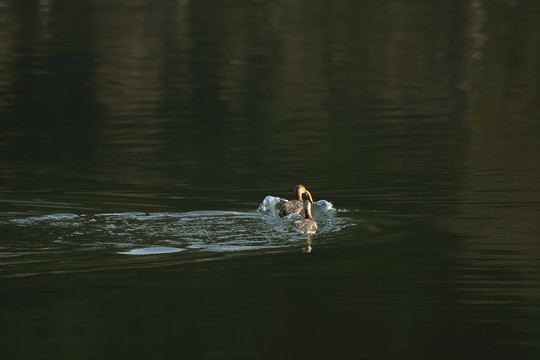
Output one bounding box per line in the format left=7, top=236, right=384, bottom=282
left=280, top=184, right=314, bottom=217
left=293, top=200, right=318, bottom=234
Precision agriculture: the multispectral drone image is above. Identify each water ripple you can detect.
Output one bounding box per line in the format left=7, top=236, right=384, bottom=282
left=0, top=196, right=353, bottom=276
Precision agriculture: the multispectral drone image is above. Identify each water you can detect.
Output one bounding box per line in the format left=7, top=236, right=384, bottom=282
left=0, top=197, right=352, bottom=276
left=2, top=0, right=540, bottom=358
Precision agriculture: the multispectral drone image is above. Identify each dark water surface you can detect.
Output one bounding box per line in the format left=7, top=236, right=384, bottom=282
left=2, top=0, right=540, bottom=358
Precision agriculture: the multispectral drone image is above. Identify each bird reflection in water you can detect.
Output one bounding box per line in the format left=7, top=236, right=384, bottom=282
left=302, top=238, right=313, bottom=253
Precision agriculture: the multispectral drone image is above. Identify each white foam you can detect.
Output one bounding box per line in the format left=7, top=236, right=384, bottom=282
left=118, top=246, right=185, bottom=255
left=257, top=196, right=287, bottom=213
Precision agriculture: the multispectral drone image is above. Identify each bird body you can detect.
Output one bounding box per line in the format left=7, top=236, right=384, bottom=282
left=280, top=200, right=304, bottom=217
left=280, top=185, right=314, bottom=217
left=293, top=200, right=318, bottom=234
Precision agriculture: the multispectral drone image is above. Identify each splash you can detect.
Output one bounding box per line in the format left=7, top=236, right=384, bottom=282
left=257, top=195, right=287, bottom=215
left=257, top=195, right=346, bottom=235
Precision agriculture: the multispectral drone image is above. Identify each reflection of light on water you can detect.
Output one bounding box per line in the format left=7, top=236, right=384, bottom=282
left=0, top=197, right=401, bottom=279
left=119, top=246, right=185, bottom=255
left=303, top=239, right=313, bottom=253
left=461, top=0, right=487, bottom=95
left=3, top=197, right=351, bottom=259
left=468, top=0, right=487, bottom=61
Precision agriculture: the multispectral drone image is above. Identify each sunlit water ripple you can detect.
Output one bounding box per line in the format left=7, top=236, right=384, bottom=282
left=0, top=196, right=361, bottom=276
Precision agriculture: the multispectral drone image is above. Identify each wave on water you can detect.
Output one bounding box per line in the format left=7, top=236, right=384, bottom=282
left=0, top=196, right=351, bottom=275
